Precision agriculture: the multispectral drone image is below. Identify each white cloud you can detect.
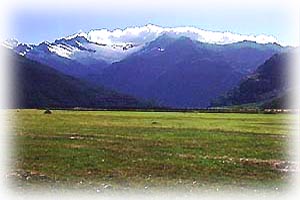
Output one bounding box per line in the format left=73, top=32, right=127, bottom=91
left=86, top=24, right=279, bottom=46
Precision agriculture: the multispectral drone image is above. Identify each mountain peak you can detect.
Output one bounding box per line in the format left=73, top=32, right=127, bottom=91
left=64, top=31, right=88, bottom=40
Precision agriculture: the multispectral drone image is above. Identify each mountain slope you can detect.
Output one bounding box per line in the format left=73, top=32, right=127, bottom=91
left=8, top=34, right=142, bottom=84
left=217, top=41, right=284, bottom=73
left=4, top=26, right=287, bottom=108
left=210, top=51, right=293, bottom=108
left=9, top=51, right=146, bottom=108
left=98, top=35, right=284, bottom=108
left=5, top=24, right=284, bottom=82
left=24, top=40, right=108, bottom=81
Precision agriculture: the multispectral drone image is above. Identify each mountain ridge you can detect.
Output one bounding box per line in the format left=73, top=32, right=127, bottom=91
left=6, top=49, right=148, bottom=109
left=97, top=34, right=285, bottom=108
left=210, top=51, right=294, bottom=109
left=2, top=27, right=291, bottom=109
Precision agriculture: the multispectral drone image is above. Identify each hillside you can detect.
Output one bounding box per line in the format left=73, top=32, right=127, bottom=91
left=98, top=35, right=283, bottom=108
left=9, top=52, right=147, bottom=108
left=210, top=51, right=293, bottom=109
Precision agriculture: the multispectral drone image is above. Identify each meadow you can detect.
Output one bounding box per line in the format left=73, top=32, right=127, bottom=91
left=9, top=109, right=297, bottom=192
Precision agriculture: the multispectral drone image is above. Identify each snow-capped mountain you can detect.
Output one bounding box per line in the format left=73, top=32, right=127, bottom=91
left=2, top=32, right=143, bottom=81
left=3, top=34, right=142, bottom=66
left=3, top=24, right=289, bottom=108
left=3, top=25, right=285, bottom=84
left=5, top=24, right=281, bottom=65
left=98, top=34, right=285, bottom=108
left=50, top=33, right=142, bottom=64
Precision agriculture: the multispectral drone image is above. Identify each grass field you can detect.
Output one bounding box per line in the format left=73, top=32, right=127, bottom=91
left=9, top=109, right=297, bottom=192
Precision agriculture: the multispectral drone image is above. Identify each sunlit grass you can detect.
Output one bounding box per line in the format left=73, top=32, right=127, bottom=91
left=10, top=109, right=295, bottom=191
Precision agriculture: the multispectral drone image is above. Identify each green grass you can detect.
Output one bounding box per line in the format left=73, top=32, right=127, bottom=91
left=10, top=109, right=296, bottom=191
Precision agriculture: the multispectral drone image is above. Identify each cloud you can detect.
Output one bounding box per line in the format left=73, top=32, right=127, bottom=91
left=86, top=24, right=279, bottom=45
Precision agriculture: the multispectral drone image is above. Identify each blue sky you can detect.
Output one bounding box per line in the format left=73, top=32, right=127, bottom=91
left=7, top=0, right=299, bottom=46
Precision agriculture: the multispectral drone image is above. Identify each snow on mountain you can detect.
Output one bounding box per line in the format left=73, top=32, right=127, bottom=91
left=48, top=43, right=76, bottom=58
left=14, top=43, right=34, bottom=56
left=2, top=39, right=19, bottom=49
left=68, top=37, right=142, bottom=63
left=70, top=24, right=279, bottom=63
left=2, top=39, right=34, bottom=56
left=87, top=24, right=279, bottom=46
left=28, top=33, right=143, bottom=63
left=3, top=24, right=281, bottom=64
